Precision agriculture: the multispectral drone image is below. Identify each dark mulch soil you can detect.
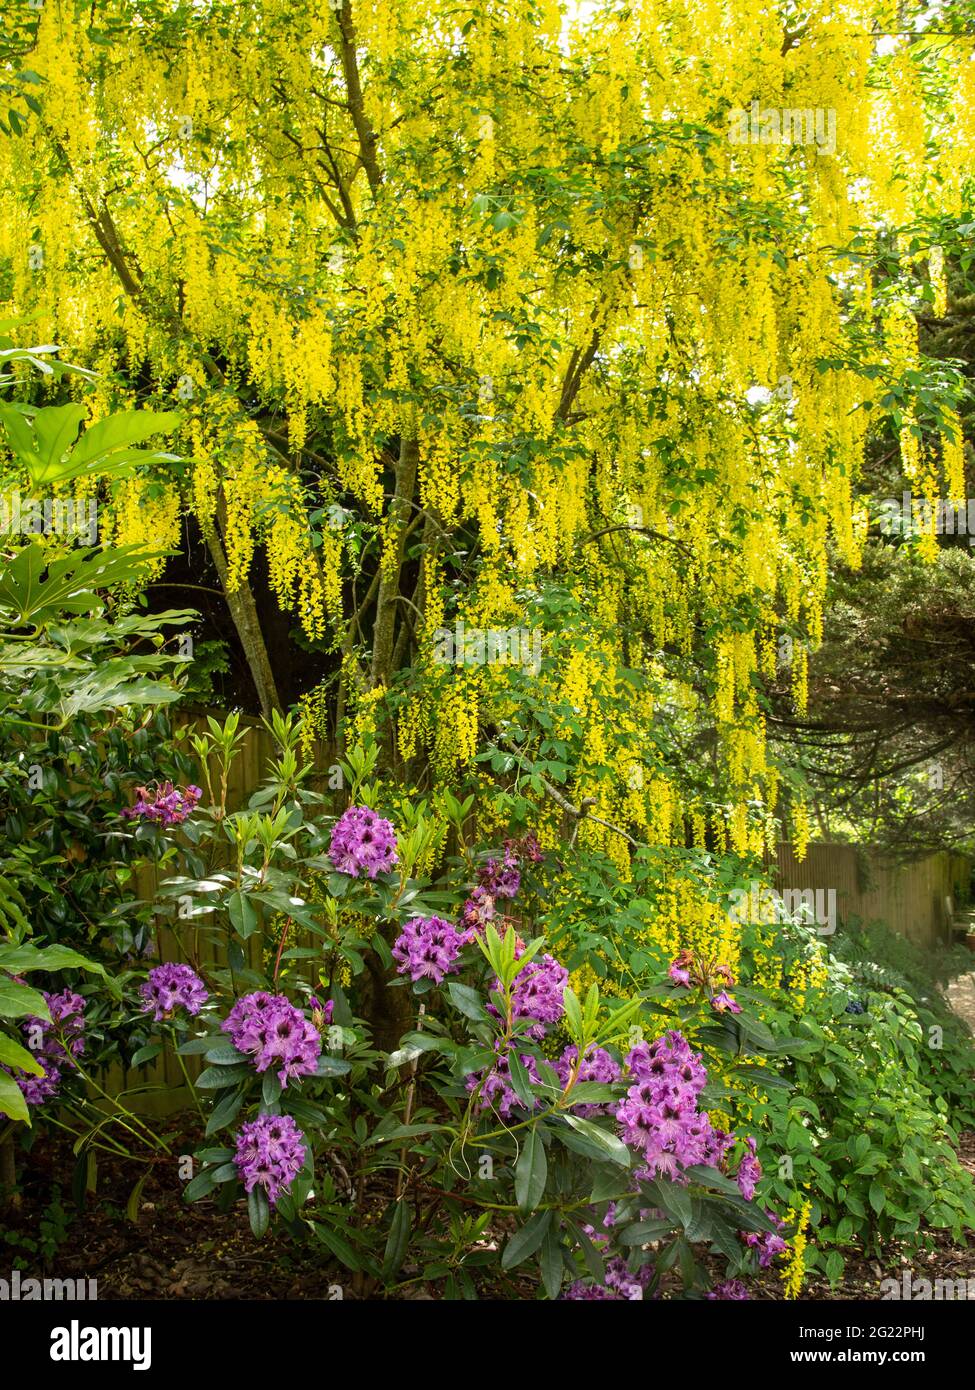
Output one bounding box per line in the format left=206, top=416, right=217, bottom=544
left=2, top=1121, right=345, bottom=1299
left=4, top=1123, right=973, bottom=1300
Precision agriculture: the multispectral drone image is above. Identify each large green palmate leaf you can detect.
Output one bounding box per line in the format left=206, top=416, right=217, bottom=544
left=0, top=543, right=169, bottom=626
left=0, top=942, right=105, bottom=976
left=0, top=403, right=181, bottom=486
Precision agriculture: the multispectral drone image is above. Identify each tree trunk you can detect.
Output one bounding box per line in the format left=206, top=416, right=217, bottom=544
left=205, top=502, right=283, bottom=718
left=371, top=436, right=419, bottom=692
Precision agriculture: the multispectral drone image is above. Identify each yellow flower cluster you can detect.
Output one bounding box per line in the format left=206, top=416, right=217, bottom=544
left=783, top=1200, right=812, bottom=1299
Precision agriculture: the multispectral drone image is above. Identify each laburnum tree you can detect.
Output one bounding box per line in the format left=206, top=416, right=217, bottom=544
left=0, top=0, right=973, bottom=883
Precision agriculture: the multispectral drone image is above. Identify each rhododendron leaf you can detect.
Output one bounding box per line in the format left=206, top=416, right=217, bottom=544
left=204, top=1046, right=248, bottom=1065
left=566, top=1218, right=607, bottom=1283
left=658, top=1183, right=694, bottom=1229
left=365, top=1122, right=449, bottom=1147
left=539, top=1231, right=564, bottom=1299
left=312, top=1221, right=361, bottom=1271
left=247, top=1186, right=270, bottom=1239
left=382, top=1199, right=412, bottom=1279
left=177, top=1036, right=219, bottom=1055
left=205, top=1092, right=244, bottom=1136
left=184, top=1168, right=218, bottom=1201
left=618, top=1218, right=675, bottom=1245
left=515, top=1127, right=548, bottom=1211
left=684, top=1164, right=743, bottom=1197
left=314, top=1056, right=352, bottom=1077
left=561, top=1115, right=630, bottom=1167
left=447, top=982, right=488, bottom=1022
left=501, top=1210, right=552, bottom=1270
left=509, top=935, right=546, bottom=980
left=196, top=1064, right=254, bottom=1088
left=227, top=889, right=258, bottom=939
left=562, top=988, right=583, bottom=1042
left=507, top=1052, right=536, bottom=1108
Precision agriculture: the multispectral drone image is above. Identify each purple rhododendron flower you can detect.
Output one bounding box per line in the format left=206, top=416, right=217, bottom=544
left=122, top=782, right=202, bottom=826
left=616, top=1030, right=734, bottom=1181
left=460, top=886, right=496, bottom=934
left=4, top=989, right=86, bottom=1108
left=139, top=963, right=208, bottom=1022
left=668, top=963, right=691, bottom=987
left=562, top=1282, right=619, bottom=1300
left=327, top=805, right=398, bottom=879
left=233, top=1113, right=306, bottom=1206
left=741, top=1211, right=788, bottom=1267
left=392, top=915, right=469, bottom=985
left=490, top=950, right=568, bottom=1040
left=466, top=1045, right=541, bottom=1119
left=477, top=855, right=521, bottom=899
left=563, top=1258, right=653, bottom=1301
left=707, top=1279, right=750, bottom=1300
left=736, top=1136, right=762, bottom=1201
left=222, top=992, right=321, bottom=1088
left=309, top=996, right=335, bottom=1030
left=555, top=1044, right=621, bottom=1116
left=711, top=990, right=742, bottom=1015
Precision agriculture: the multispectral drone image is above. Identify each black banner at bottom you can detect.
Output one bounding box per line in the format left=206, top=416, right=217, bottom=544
left=0, top=1296, right=964, bottom=1376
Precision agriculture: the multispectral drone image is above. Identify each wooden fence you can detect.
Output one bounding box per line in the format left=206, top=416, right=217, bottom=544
left=766, top=842, right=971, bottom=950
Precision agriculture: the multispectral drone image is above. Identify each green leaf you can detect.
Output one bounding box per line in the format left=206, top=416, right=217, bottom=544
left=183, top=1168, right=218, bottom=1201
left=0, top=1067, right=30, bottom=1123
left=313, top=1221, right=362, bottom=1271
left=446, top=981, right=488, bottom=1021
left=869, top=1181, right=886, bottom=1215
left=501, top=1210, right=552, bottom=1270
left=205, top=1090, right=244, bottom=1136
left=561, top=1114, right=630, bottom=1166
left=539, top=1230, right=564, bottom=1299
left=0, top=943, right=104, bottom=976
left=506, top=1051, right=537, bottom=1109
left=0, top=977, right=50, bottom=1022
left=0, top=1033, right=43, bottom=1075
left=515, top=1127, right=548, bottom=1212
left=314, top=1055, right=352, bottom=1078
left=129, top=1044, right=162, bottom=1068
left=195, top=1064, right=254, bottom=1088
left=227, top=889, right=258, bottom=939
left=382, top=1199, right=412, bottom=1280
left=247, top=1185, right=270, bottom=1238
left=126, top=1170, right=151, bottom=1223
